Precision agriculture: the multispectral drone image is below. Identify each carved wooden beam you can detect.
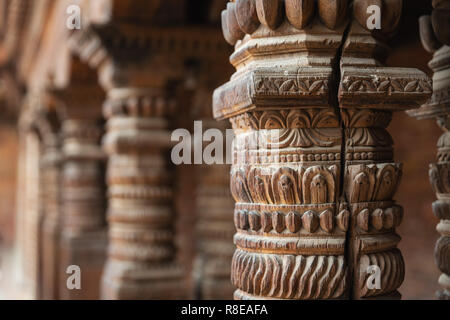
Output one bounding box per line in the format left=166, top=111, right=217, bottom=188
left=408, top=0, right=450, bottom=300
left=214, top=0, right=431, bottom=300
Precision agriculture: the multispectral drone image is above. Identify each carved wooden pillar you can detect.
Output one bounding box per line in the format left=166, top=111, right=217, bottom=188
left=408, top=0, right=450, bottom=300
left=214, top=0, right=431, bottom=300
left=69, top=16, right=228, bottom=299
left=41, top=136, right=63, bottom=300
left=191, top=84, right=235, bottom=300
left=17, top=104, right=43, bottom=298
left=33, top=105, right=63, bottom=300
left=97, top=59, right=185, bottom=299
left=54, top=86, right=107, bottom=300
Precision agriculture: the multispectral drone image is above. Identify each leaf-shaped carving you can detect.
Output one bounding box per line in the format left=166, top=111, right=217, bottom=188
left=351, top=172, right=371, bottom=202
left=390, top=79, right=403, bottom=92
left=279, top=79, right=297, bottom=93
left=272, top=167, right=300, bottom=204
left=310, top=174, right=328, bottom=203
left=309, top=80, right=324, bottom=93
left=373, top=164, right=402, bottom=201
left=348, top=80, right=362, bottom=92
left=231, top=168, right=253, bottom=203
left=312, top=110, right=340, bottom=127
left=297, top=80, right=309, bottom=92
left=259, top=111, right=286, bottom=129
left=346, top=165, right=376, bottom=202
left=357, top=209, right=370, bottom=231
left=286, top=109, right=311, bottom=128
left=378, top=80, right=391, bottom=92
left=303, top=166, right=336, bottom=204
left=247, top=167, right=273, bottom=204
left=363, top=80, right=376, bottom=92
left=404, top=81, right=419, bottom=92
left=419, top=80, right=432, bottom=91
left=285, top=211, right=301, bottom=233
left=336, top=209, right=350, bottom=232
left=319, top=209, right=334, bottom=233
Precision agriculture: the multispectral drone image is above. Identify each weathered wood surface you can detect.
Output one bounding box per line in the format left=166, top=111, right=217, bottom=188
left=215, top=0, right=432, bottom=300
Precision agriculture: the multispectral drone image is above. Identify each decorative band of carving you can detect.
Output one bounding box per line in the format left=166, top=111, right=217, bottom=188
left=230, top=109, right=340, bottom=130
left=231, top=249, right=347, bottom=299
left=109, top=242, right=174, bottom=262
left=339, top=70, right=433, bottom=110
left=239, top=149, right=342, bottom=165
left=108, top=185, right=172, bottom=199
left=109, top=227, right=173, bottom=243
left=341, top=109, right=393, bottom=128
left=351, top=204, right=403, bottom=232
left=346, top=128, right=393, bottom=148
left=231, top=165, right=339, bottom=204
left=234, top=233, right=345, bottom=255
left=234, top=207, right=349, bottom=234
left=236, top=128, right=342, bottom=150
left=108, top=204, right=172, bottom=223
left=213, top=70, right=332, bottom=119
left=358, top=249, right=405, bottom=298
left=345, top=149, right=393, bottom=162
left=358, top=233, right=402, bottom=254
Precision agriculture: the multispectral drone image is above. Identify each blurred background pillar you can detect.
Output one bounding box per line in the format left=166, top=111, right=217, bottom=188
left=409, top=0, right=450, bottom=300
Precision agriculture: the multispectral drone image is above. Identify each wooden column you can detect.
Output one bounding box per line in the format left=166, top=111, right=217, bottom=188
left=41, top=137, right=63, bottom=300
left=99, top=65, right=185, bottom=299
left=214, top=0, right=431, bottom=300
left=17, top=103, right=43, bottom=298
left=69, top=18, right=229, bottom=300
left=33, top=105, right=63, bottom=300
left=54, top=86, right=107, bottom=300
left=409, top=0, right=450, bottom=300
